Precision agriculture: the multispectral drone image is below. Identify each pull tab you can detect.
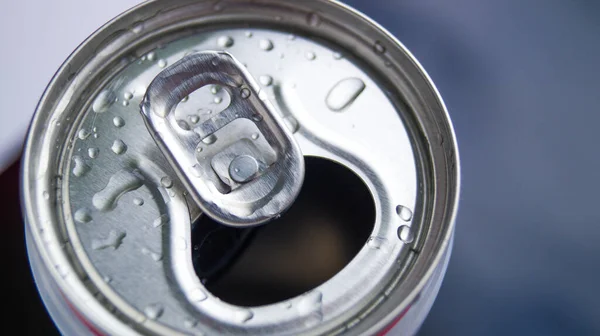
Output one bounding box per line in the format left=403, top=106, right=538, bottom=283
left=141, top=51, right=304, bottom=227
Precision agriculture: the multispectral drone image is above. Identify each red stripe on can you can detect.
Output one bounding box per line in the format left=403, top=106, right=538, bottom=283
left=378, top=305, right=411, bottom=336
left=61, top=292, right=106, bottom=336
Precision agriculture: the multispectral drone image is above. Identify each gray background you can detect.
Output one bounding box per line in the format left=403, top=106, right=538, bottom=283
left=2, top=1, right=599, bottom=335
left=343, top=0, right=600, bottom=335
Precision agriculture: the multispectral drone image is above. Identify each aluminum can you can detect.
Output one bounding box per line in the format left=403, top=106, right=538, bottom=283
left=22, top=1, right=460, bottom=335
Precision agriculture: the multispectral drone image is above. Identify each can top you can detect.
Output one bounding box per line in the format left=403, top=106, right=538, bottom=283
left=22, top=1, right=459, bottom=335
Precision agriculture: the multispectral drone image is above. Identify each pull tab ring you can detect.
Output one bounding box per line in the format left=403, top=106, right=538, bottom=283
left=141, top=51, right=304, bottom=227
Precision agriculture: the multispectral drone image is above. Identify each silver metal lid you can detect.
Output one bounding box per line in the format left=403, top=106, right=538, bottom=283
left=21, top=1, right=460, bottom=335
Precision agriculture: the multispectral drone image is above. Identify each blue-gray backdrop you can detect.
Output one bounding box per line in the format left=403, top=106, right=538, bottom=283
left=343, top=1, right=600, bottom=335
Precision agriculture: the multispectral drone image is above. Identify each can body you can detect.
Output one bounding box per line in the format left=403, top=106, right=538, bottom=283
left=22, top=1, right=459, bottom=335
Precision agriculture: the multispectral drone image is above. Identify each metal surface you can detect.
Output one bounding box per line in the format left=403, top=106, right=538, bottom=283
left=21, top=1, right=459, bottom=335
left=141, top=51, right=304, bottom=227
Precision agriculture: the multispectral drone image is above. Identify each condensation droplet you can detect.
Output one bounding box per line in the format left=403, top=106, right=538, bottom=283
left=92, top=170, right=144, bottom=211
left=42, top=191, right=50, bottom=200
left=141, top=247, right=163, bottom=261
left=91, top=230, right=126, bottom=250
left=258, top=90, right=268, bottom=101
left=190, top=164, right=203, bottom=179
left=74, top=208, right=92, bottom=224
left=189, top=115, right=200, bottom=124
left=177, top=119, right=191, bottom=131
left=210, top=85, right=221, bottom=94
left=123, top=92, right=133, bottom=100
left=160, top=176, right=173, bottom=189
left=297, top=291, right=323, bottom=322
left=251, top=133, right=259, bottom=140
left=133, top=198, right=144, bottom=206
left=147, top=51, right=156, bottom=61
left=153, top=214, right=169, bottom=228
left=245, top=31, right=253, bottom=38
left=217, top=36, right=234, bottom=48
left=189, top=288, right=207, bottom=302
left=283, top=115, right=300, bottom=134
left=398, top=225, right=414, bottom=244
left=131, top=22, right=143, bottom=34
left=111, top=140, right=127, bottom=155
left=144, top=304, right=164, bottom=320
left=305, top=51, right=316, bottom=61
left=158, top=59, right=167, bottom=68
left=333, top=52, right=343, bottom=60
left=184, top=318, right=198, bottom=328
left=326, top=78, right=366, bottom=112
left=259, top=39, right=274, bottom=51
left=113, top=116, right=125, bottom=128
left=78, top=128, right=91, bottom=140
left=259, top=75, right=273, bottom=87
left=234, top=309, right=254, bottom=323
left=307, top=12, right=321, bottom=27
left=214, top=96, right=223, bottom=104
left=93, top=90, right=116, bottom=113
left=367, top=236, right=387, bottom=249
left=240, top=88, right=251, bottom=99
left=374, top=41, right=386, bottom=54
left=202, top=134, right=217, bottom=145
left=72, top=156, right=90, bottom=177
left=88, top=148, right=99, bottom=159
left=396, top=205, right=413, bottom=221
left=181, top=95, right=189, bottom=103
left=103, top=275, right=112, bottom=283
left=251, top=114, right=263, bottom=122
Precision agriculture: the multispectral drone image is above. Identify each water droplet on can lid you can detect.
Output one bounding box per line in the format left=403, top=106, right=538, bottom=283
left=307, top=12, right=321, bottom=27
left=92, top=90, right=116, bottom=113
left=398, top=225, right=414, bottom=244
left=374, top=41, right=386, bottom=54
left=259, top=75, right=273, bottom=87
left=326, top=78, right=366, bottom=112
left=202, top=134, right=218, bottom=145
left=160, top=176, right=173, bottom=189
left=234, top=309, right=254, bottom=323
left=74, top=208, right=92, bottom=224
left=259, top=39, right=274, bottom=51
left=240, top=87, right=251, bottom=99
left=217, top=36, right=234, bottom=48
left=144, top=304, right=164, bottom=320
left=111, top=140, right=127, bottom=155
left=396, top=205, right=413, bottom=221
left=88, top=148, right=99, bottom=159
left=112, top=116, right=125, bottom=128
